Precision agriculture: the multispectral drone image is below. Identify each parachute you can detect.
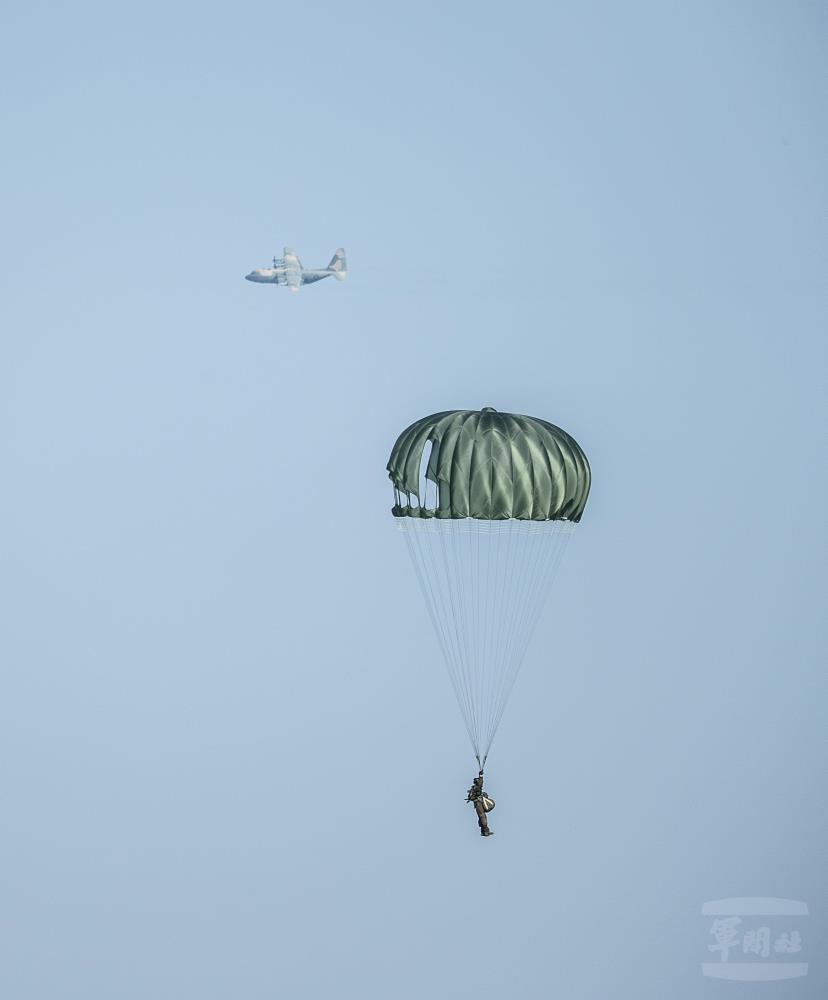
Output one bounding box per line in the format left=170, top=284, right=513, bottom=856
left=388, top=406, right=590, bottom=769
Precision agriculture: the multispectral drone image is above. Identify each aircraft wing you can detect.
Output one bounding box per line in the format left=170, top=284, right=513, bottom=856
left=283, top=248, right=302, bottom=291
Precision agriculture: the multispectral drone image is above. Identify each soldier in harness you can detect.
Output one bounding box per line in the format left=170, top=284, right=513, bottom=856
left=466, top=771, right=495, bottom=836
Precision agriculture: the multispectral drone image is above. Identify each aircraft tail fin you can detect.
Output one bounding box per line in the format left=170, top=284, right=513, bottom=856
left=328, top=248, right=347, bottom=280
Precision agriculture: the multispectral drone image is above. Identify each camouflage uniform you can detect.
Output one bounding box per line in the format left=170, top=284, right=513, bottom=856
left=466, top=774, right=493, bottom=836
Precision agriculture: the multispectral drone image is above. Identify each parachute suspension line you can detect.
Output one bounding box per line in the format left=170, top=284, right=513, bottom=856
left=489, top=525, right=546, bottom=749
left=482, top=519, right=498, bottom=761
left=404, top=518, right=481, bottom=759
left=485, top=517, right=502, bottom=765
left=479, top=520, right=541, bottom=762
left=450, top=521, right=483, bottom=755
left=423, top=519, right=481, bottom=755
left=486, top=524, right=574, bottom=755
left=480, top=518, right=532, bottom=757
left=496, top=522, right=533, bottom=745
left=441, top=518, right=477, bottom=754
left=403, top=524, right=478, bottom=754
left=398, top=517, right=577, bottom=765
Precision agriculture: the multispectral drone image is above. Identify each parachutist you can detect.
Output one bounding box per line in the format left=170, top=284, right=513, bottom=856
left=466, top=771, right=495, bottom=837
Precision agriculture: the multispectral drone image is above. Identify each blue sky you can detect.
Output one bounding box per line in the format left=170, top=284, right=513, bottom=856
left=1, top=3, right=826, bottom=998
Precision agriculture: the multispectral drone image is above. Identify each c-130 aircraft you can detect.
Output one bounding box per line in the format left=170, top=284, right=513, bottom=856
left=245, top=247, right=347, bottom=291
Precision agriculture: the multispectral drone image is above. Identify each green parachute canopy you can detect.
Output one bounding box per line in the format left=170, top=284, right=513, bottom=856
left=387, top=406, right=591, bottom=769
left=387, top=406, right=590, bottom=522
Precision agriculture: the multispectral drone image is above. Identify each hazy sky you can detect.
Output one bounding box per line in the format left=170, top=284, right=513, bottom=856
left=1, top=3, right=826, bottom=998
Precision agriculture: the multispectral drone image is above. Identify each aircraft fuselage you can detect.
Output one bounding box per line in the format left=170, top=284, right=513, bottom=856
left=245, top=267, right=330, bottom=285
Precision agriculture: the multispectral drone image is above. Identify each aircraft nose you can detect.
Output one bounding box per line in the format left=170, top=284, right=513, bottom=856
left=244, top=271, right=256, bottom=281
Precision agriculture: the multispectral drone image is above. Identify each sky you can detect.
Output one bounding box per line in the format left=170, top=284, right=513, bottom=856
left=1, top=2, right=826, bottom=998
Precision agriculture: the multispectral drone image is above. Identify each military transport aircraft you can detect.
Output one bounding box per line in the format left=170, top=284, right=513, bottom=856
left=245, top=248, right=347, bottom=291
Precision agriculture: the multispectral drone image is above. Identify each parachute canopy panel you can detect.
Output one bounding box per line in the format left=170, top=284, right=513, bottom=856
left=387, top=406, right=590, bottom=522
